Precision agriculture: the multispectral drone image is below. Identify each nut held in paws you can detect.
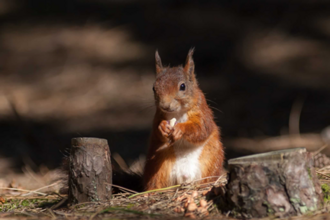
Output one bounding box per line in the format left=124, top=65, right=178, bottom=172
left=169, top=118, right=176, bottom=128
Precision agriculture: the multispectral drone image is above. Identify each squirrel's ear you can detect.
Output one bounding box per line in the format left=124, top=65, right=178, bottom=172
left=155, top=50, right=163, bottom=75
left=184, top=48, right=195, bottom=81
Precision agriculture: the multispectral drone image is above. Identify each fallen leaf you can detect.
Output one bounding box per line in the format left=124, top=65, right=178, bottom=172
left=173, top=207, right=184, bottom=213
left=199, top=199, right=207, bottom=207
left=176, top=194, right=187, bottom=202
left=203, top=210, right=209, bottom=216
left=192, top=191, right=198, bottom=198
left=187, top=202, right=197, bottom=212
left=174, top=207, right=181, bottom=213
left=197, top=207, right=207, bottom=213
left=184, top=212, right=196, bottom=219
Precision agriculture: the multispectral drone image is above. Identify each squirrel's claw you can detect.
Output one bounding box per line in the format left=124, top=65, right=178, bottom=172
left=159, top=120, right=172, bottom=138
left=171, top=125, right=183, bottom=142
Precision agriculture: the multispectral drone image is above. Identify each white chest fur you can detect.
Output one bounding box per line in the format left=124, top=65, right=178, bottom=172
left=176, top=113, right=188, bottom=123
left=169, top=113, right=204, bottom=185
left=170, top=141, right=204, bottom=185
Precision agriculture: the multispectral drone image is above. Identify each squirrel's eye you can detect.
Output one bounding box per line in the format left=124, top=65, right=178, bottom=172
left=180, top=83, right=186, bottom=91
left=153, top=86, right=155, bottom=92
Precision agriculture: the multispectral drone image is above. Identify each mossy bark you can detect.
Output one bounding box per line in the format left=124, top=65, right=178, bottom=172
left=68, top=137, right=112, bottom=205
left=226, top=148, right=323, bottom=218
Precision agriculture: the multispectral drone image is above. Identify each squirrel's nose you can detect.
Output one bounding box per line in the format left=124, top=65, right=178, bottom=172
left=160, top=103, right=171, bottom=111
left=159, top=100, right=174, bottom=112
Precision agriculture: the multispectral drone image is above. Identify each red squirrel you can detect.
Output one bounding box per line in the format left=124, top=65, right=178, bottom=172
left=143, top=49, right=224, bottom=190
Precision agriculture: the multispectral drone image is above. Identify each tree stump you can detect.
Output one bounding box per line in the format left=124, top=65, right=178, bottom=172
left=226, top=148, right=323, bottom=218
left=68, top=137, right=112, bottom=205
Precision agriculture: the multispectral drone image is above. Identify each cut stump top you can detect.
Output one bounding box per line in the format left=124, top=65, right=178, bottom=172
left=228, top=147, right=306, bottom=165
left=71, top=137, right=108, bottom=146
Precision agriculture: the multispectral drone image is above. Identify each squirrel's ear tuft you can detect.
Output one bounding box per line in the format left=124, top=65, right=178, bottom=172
left=184, top=48, right=195, bottom=81
left=155, top=50, right=163, bottom=76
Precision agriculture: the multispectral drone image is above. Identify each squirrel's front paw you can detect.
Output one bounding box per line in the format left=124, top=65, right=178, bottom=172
left=158, top=120, right=172, bottom=139
left=171, top=124, right=184, bottom=142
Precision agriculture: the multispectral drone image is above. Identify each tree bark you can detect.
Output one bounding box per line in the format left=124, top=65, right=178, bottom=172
left=68, top=137, right=112, bottom=205
left=226, top=147, right=323, bottom=218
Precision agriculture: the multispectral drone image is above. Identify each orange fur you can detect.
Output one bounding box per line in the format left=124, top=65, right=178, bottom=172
left=143, top=49, right=224, bottom=190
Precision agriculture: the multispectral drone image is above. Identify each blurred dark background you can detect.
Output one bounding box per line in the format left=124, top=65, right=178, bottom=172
left=0, top=0, right=330, bottom=171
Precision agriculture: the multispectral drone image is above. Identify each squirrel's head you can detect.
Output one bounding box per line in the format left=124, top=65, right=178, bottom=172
left=153, top=49, right=198, bottom=114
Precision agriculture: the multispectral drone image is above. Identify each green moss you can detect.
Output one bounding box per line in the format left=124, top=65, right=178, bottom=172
left=309, top=206, right=316, bottom=211
left=299, top=205, right=308, bottom=214
left=21, top=200, right=30, bottom=207
left=0, top=197, right=61, bottom=212
left=126, top=203, right=135, bottom=209
left=322, top=183, right=330, bottom=203
left=100, top=207, right=161, bottom=216
left=267, top=208, right=274, bottom=214
left=290, top=198, right=300, bottom=204
left=262, top=201, right=274, bottom=214
left=307, top=168, right=312, bottom=180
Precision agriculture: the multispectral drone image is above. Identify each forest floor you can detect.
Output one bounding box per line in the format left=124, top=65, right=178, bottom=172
left=1, top=149, right=330, bottom=220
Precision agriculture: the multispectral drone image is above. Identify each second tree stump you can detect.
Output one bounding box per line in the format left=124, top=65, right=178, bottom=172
left=226, top=148, right=323, bottom=218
